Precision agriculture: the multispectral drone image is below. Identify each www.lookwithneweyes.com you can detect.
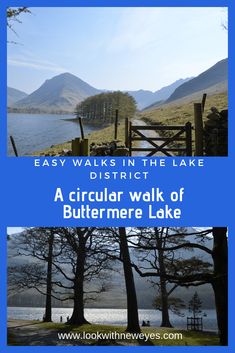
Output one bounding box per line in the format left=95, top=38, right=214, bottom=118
left=57, top=331, right=183, bottom=342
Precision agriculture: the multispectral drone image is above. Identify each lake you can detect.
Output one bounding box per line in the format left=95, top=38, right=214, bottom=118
left=7, top=113, right=101, bottom=156
left=8, top=307, right=218, bottom=332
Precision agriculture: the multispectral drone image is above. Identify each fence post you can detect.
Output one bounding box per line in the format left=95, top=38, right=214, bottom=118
left=72, top=138, right=80, bottom=156
left=129, top=121, right=132, bottom=156
left=10, top=135, right=18, bottom=157
left=201, top=93, right=207, bottom=114
left=80, top=139, right=89, bottom=156
left=185, top=122, right=192, bottom=156
left=78, top=117, right=85, bottom=140
left=125, top=117, right=129, bottom=148
left=114, top=109, right=118, bottom=140
left=194, top=103, right=204, bottom=156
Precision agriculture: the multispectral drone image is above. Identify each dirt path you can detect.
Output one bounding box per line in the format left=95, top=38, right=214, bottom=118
left=131, top=119, right=165, bottom=156
left=8, top=320, right=72, bottom=346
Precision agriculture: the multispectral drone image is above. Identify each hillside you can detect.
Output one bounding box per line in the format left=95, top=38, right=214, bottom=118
left=11, top=58, right=227, bottom=114
left=166, top=58, right=228, bottom=103
left=128, top=78, right=191, bottom=110
left=14, top=73, right=101, bottom=113
left=140, top=91, right=228, bottom=140
left=7, top=87, right=28, bottom=106
left=11, top=75, right=192, bottom=113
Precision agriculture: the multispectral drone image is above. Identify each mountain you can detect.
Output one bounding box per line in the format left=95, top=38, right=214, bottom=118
left=14, top=73, right=101, bottom=113
left=166, top=58, right=228, bottom=103
left=12, top=58, right=227, bottom=114
left=7, top=87, right=28, bottom=106
left=12, top=75, right=192, bottom=113
left=128, top=78, right=192, bottom=110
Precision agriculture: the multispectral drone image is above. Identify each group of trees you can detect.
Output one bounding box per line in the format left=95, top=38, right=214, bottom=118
left=8, top=227, right=228, bottom=345
left=75, top=91, right=136, bottom=124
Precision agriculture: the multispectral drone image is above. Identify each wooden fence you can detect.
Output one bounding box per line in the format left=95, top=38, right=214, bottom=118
left=187, top=317, right=203, bottom=331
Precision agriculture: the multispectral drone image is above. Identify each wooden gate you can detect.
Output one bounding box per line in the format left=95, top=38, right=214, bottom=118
left=127, top=121, right=192, bottom=156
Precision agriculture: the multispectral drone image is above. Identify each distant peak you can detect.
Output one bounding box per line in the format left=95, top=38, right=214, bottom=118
left=49, top=72, right=79, bottom=80
left=57, top=72, right=76, bottom=78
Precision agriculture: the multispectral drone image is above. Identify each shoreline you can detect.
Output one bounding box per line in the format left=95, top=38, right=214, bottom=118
left=7, top=319, right=219, bottom=346
left=7, top=319, right=217, bottom=332
left=29, top=119, right=128, bottom=156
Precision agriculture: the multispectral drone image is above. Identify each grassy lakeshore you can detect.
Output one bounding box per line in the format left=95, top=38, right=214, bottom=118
left=8, top=320, right=219, bottom=346
left=31, top=92, right=227, bottom=156
left=31, top=120, right=127, bottom=156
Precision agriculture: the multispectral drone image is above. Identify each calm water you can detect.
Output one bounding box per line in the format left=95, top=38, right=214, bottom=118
left=8, top=307, right=218, bottom=332
left=7, top=113, right=100, bottom=156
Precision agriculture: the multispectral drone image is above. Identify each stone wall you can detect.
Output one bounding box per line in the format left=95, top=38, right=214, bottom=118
left=204, top=108, right=228, bottom=156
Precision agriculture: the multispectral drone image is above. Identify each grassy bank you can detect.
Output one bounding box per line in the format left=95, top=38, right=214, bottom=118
left=32, top=120, right=127, bottom=156
left=139, top=92, right=228, bottom=152
left=140, top=92, right=227, bottom=127
left=8, top=321, right=219, bottom=346
left=31, top=92, right=227, bottom=156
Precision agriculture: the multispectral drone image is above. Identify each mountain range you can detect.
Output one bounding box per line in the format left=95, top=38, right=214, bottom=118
left=7, top=87, right=28, bottom=106
left=127, top=78, right=192, bottom=110
left=8, top=75, right=188, bottom=112
left=8, top=58, right=228, bottom=113
left=166, top=58, right=228, bottom=103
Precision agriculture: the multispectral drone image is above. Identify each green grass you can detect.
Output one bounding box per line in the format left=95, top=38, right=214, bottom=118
left=140, top=92, right=227, bottom=126
left=139, top=92, right=228, bottom=152
left=32, top=120, right=127, bottom=156
left=31, top=92, right=227, bottom=156
left=8, top=321, right=219, bottom=346
left=7, top=333, right=19, bottom=346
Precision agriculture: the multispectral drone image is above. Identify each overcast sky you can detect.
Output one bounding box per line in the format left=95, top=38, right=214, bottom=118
left=7, top=7, right=228, bottom=94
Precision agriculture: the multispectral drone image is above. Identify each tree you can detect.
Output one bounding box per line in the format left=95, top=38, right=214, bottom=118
left=119, top=227, right=141, bottom=333
left=94, top=227, right=141, bottom=333
left=7, top=7, right=31, bottom=42
left=75, top=91, right=136, bottom=124
left=188, top=292, right=202, bottom=319
left=221, top=8, right=228, bottom=31
left=44, top=229, right=54, bottom=322
left=9, top=227, right=111, bottom=326
left=211, top=227, right=228, bottom=346
left=52, top=227, right=110, bottom=325
left=12, top=227, right=60, bottom=322
left=132, top=227, right=199, bottom=328
left=130, top=227, right=228, bottom=345
left=154, top=296, right=186, bottom=318
left=8, top=263, right=47, bottom=297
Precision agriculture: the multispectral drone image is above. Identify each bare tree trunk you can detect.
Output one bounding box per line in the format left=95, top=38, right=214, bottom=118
left=159, top=276, right=173, bottom=327
left=119, top=227, right=141, bottom=333
left=156, top=228, right=173, bottom=328
left=43, top=231, right=54, bottom=322
left=211, top=227, right=228, bottom=345
left=69, top=234, right=89, bottom=325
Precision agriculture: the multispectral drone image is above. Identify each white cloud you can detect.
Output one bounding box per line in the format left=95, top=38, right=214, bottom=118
left=8, top=53, right=67, bottom=72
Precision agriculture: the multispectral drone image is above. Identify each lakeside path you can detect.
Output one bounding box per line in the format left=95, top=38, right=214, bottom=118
left=8, top=320, right=66, bottom=346
left=131, top=119, right=165, bottom=156
left=7, top=320, right=219, bottom=346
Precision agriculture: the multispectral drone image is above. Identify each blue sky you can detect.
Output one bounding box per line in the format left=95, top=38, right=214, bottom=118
left=7, top=227, right=24, bottom=235
left=7, top=7, right=228, bottom=94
